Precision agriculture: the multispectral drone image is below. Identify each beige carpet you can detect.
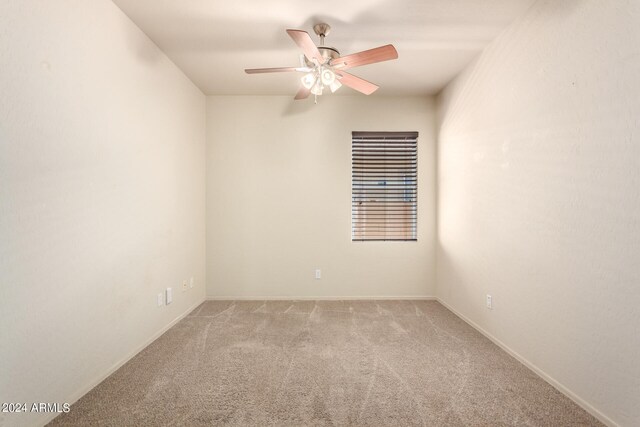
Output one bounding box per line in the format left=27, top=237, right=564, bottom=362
left=49, top=300, right=601, bottom=426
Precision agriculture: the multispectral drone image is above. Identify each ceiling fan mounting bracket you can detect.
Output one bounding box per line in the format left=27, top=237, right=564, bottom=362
left=313, top=23, right=332, bottom=47
left=313, top=23, right=331, bottom=38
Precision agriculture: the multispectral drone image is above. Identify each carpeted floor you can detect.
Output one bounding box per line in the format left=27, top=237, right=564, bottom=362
left=49, top=300, right=601, bottom=426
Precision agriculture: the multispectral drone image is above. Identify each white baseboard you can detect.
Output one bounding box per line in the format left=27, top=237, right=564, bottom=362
left=206, top=295, right=437, bottom=301
left=41, top=297, right=205, bottom=427
left=436, top=298, right=618, bottom=427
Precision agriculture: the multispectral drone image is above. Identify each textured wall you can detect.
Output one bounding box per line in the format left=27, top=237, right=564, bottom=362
left=437, top=1, right=640, bottom=425
left=206, top=96, right=436, bottom=298
left=0, top=2, right=206, bottom=426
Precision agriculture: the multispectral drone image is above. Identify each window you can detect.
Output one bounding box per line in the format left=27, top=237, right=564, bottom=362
left=352, top=131, right=418, bottom=241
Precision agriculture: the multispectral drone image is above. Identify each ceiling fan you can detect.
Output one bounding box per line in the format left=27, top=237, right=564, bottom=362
left=245, top=23, right=398, bottom=101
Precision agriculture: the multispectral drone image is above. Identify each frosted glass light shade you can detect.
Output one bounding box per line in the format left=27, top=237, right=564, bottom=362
left=320, top=68, right=336, bottom=85
left=301, top=73, right=316, bottom=89
left=310, top=81, right=323, bottom=96
left=329, top=79, right=342, bottom=93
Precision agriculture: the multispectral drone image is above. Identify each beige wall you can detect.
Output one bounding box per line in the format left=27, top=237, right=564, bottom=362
left=206, top=96, right=436, bottom=298
left=0, top=2, right=206, bottom=426
left=436, top=1, right=640, bottom=426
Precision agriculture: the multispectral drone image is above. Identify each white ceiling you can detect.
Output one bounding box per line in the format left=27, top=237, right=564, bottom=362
left=113, top=0, right=534, bottom=96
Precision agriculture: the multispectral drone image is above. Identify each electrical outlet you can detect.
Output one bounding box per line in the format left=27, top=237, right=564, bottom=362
left=182, top=280, right=187, bottom=292
left=166, top=287, right=173, bottom=305
left=315, top=269, right=321, bottom=280
left=189, top=276, right=194, bottom=288
left=486, top=294, right=492, bottom=310
left=157, top=293, right=163, bottom=307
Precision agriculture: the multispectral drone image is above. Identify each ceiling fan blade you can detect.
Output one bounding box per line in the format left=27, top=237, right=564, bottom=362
left=335, top=71, right=379, bottom=95
left=294, top=86, right=311, bottom=100
left=286, top=29, right=324, bottom=63
left=245, top=67, right=309, bottom=74
left=331, top=44, right=398, bottom=70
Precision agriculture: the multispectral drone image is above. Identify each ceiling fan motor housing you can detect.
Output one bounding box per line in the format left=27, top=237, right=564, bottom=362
left=305, top=46, right=340, bottom=67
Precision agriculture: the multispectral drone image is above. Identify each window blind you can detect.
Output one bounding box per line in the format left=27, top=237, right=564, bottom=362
left=352, top=131, right=418, bottom=241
